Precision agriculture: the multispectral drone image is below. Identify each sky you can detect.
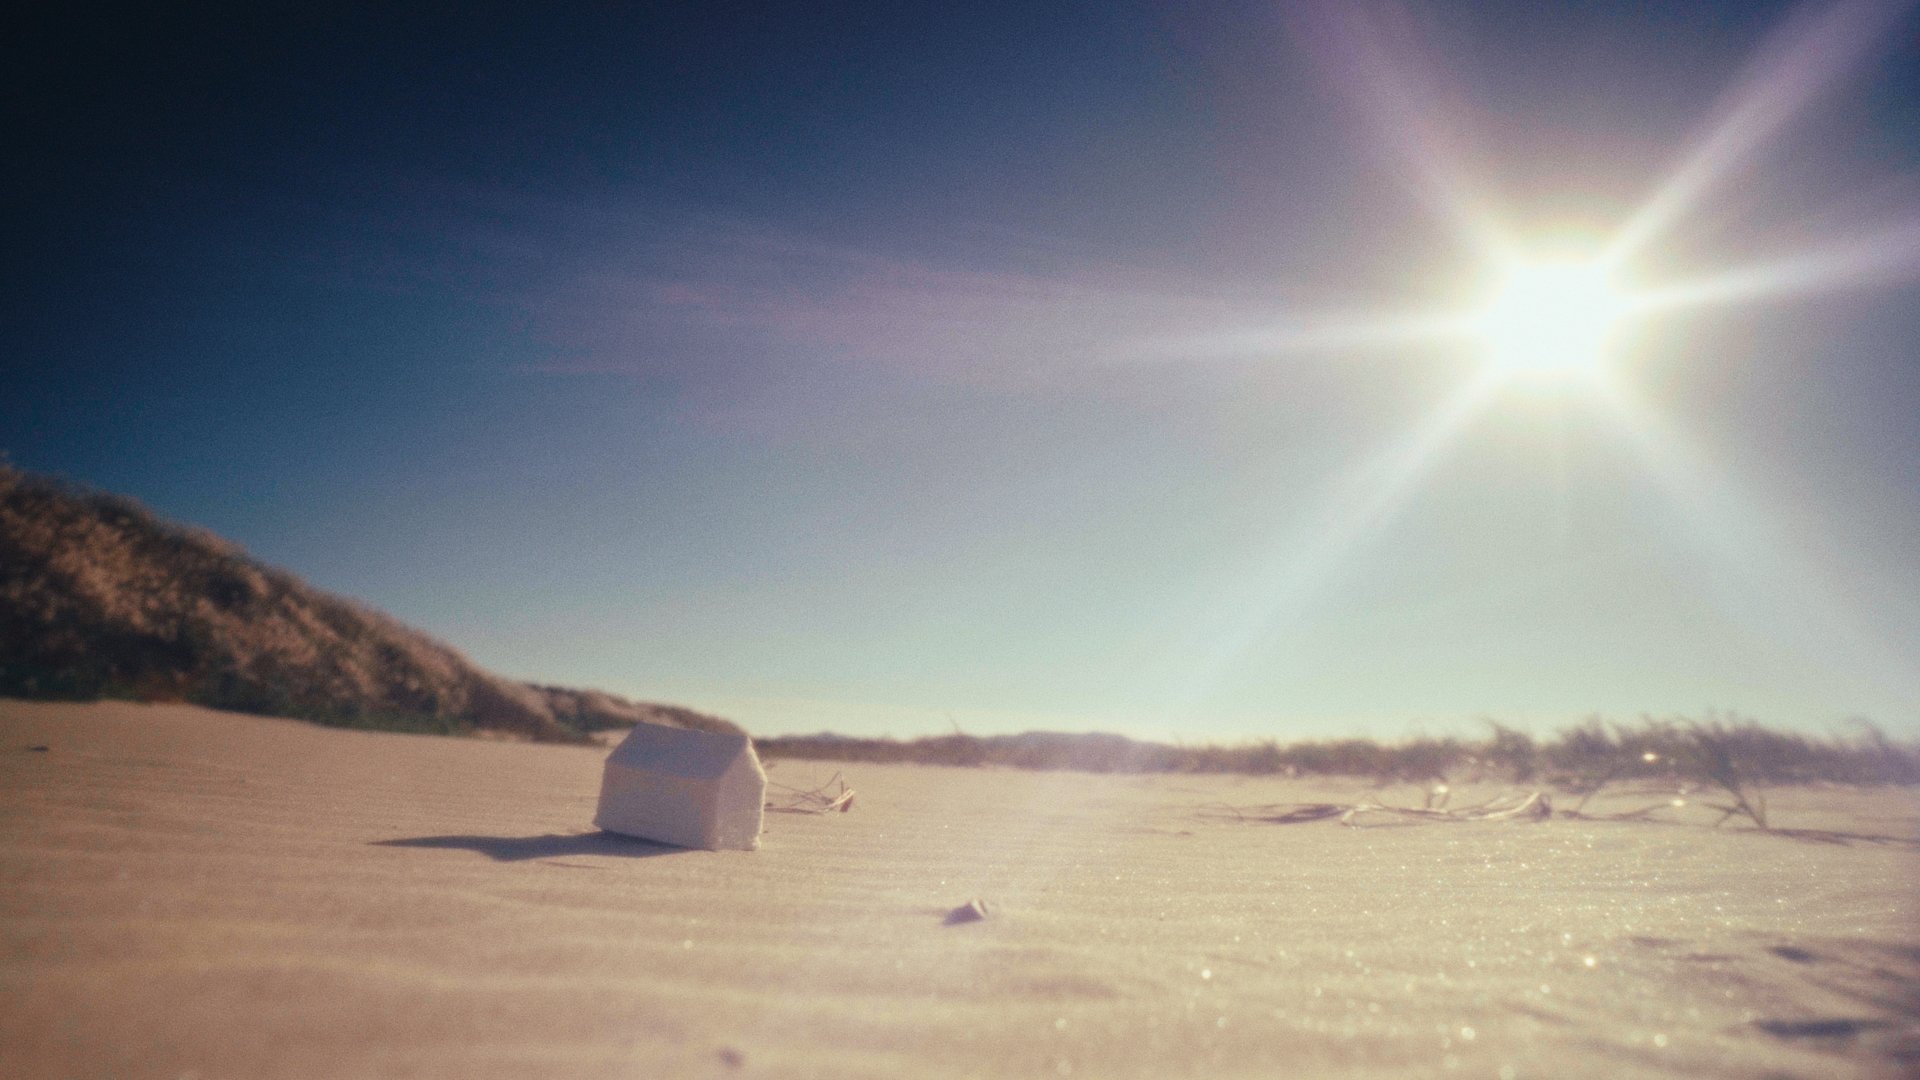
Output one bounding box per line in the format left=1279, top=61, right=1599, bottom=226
left=5, top=0, right=1920, bottom=741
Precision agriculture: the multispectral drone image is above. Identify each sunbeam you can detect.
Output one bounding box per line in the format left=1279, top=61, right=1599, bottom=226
left=1604, top=0, right=1915, bottom=264
left=1288, top=0, right=1515, bottom=259
left=1129, top=309, right=1472, bottom=364
left=1171, top=370, right=1503, bottom=703
left=1588, top=378, right=1920, bottom=707
left=1635, top=216, right=1920, bottom=312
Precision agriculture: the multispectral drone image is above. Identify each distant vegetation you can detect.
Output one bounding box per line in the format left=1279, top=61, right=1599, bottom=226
left=0, top=465, right=741, bottom=743
left=8, top=464, right=1913, bottom=786
left=756, top=718, right=1920, bottom=787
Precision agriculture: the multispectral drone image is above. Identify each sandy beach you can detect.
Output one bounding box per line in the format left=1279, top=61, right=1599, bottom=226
left=2, top=700, right=1915, bottom=1079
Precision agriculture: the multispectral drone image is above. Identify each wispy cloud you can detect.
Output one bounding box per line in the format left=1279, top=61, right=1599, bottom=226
left=519, top=215, right=1256, bottom=385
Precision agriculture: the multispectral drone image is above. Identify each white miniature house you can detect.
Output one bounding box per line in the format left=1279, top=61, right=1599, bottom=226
left=594, top=723, right=766, bottom=850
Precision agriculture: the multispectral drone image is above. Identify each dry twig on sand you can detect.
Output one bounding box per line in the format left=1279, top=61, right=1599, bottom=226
left=1206, top=722, right=1780, bottom=833
left=765, top=771, right=856, bottom=814
left=1339, top=789, right=1552, bottom=826
left=1199, top=789, right=1552, bottom=828
left=1205, top=782, right=1786, bottom=834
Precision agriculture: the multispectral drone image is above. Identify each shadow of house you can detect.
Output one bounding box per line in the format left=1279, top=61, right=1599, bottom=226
left=372, top=831, right=685, bottom=862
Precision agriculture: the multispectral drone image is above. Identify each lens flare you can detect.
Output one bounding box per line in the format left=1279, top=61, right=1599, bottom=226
left=1111, top=0, right=1920, bottom=713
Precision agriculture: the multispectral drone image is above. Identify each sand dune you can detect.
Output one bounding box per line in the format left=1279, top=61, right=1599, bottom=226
left=2, top=700, right=1916, bottom=1079
left=0, top=465, right=742, bottom=743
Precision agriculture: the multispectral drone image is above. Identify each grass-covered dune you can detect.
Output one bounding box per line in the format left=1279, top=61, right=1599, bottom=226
left=757, top=719, right=1920, bottom=788
left=0, top=465, right=739, bottom=743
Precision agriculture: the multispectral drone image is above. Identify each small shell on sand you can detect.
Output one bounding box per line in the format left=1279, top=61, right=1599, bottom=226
left=944, top=900, right=991, bottom=925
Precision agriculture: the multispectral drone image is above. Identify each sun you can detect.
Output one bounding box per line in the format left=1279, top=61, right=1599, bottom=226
left=1472, top=257, right=1633, bottom=382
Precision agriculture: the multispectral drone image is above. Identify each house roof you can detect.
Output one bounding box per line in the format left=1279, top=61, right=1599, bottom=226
left=605, top=722, right=753, bottom=781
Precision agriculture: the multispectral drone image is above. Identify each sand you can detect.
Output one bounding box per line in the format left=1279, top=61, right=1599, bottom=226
left=2, top=700, right=1915, bottom=1079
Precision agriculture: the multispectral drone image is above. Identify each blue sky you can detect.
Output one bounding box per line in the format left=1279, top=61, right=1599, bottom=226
left=6, top=0, right=1919, bottom=739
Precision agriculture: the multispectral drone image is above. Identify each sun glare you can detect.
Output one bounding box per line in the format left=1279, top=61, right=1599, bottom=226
left=1149, top=0, right=1920, bottom=712
left=1473, top=258, right=1632, bottom=382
